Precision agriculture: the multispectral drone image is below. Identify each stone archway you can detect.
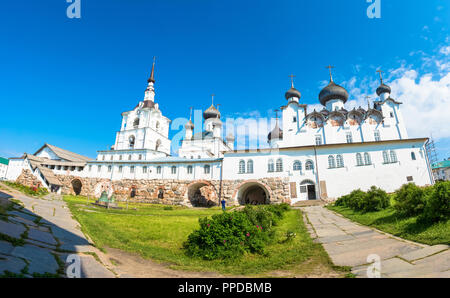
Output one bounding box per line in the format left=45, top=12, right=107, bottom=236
left=71, top=179, right=82, bottom=196
left=235, top=181, right=271, bottom=205
left=186, top=180, right=218, bottom=207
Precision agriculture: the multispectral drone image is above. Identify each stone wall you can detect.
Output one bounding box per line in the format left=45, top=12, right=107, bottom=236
left=56, top=175, right=291, bottom=207
left=16, top=169, right=42, bottom=188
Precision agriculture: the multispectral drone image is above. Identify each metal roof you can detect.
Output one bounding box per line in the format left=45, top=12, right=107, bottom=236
left=432, top=160, right=450, bottom=169
left=0, top=157, right=9, bottom=166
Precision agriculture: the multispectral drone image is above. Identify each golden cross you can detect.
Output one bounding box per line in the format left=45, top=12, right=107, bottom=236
left=288, top=74, right=296, bottom=88
left=376, top=70, right=384, bottom=83
left=326, top=65, right=335, bottom=81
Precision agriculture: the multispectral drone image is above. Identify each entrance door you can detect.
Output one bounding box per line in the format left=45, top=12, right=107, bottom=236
left=307, top=185, right=316, bottom=200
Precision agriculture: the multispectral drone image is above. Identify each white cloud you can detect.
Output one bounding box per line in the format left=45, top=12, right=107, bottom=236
left=439, top=46, right=450, bottom=56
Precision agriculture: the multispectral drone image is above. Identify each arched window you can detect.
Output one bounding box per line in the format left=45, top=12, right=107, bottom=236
left=119, top=155, right=123, bottom=161
left=305, top=160, right=314, bottom=171
left=155, top=139, right=161, bottom=151
left=374, top=130, right=381, bottom=141
left=364, top=153, right=371, bottom=165
left=356, top=153, right=363, bottom=166
left=328, top=155, right=336, bottom=169
left=247, top=160, right=254, bottom=174
left=155, top=121, right=160, bottom=131
left=133, top=118, right=140, bottom=128
left=187, top=165, right=193, bottom=174
left=143, top=166, right=147, bottom=174
left=411, top=152, right=416, bottom=160
left=138, top=154, right=142, bottom=160
left=336, top=155, right=344, bottom=168
left=276, top=158, right=283, bottom=172
left=204, top=165, right=210, bottom=174
left=118, top=166, right=123, bottom=173
left=383, top=151, right=390, bottom=164
left=268, top=159, right=274, bottom=172
left=130, top=166, right=135, bottom=173
left=171, top=166, right=177, bottom=174
left=128, top=155, right=132, bottom=160
left=239, top=160, right=245, bottom=174
left=129, top=135, right=135, bottom=148
left=293, top=161, right=302, bottom=171
left=156, top=166, right=161, bottom=174
left=390, top=150, right=397, bottom=163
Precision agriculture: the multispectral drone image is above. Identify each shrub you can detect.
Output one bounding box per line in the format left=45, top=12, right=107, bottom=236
left=393, top=183, right=426, bottom=216
left=360, top=186, right=390, bottom=212
left=345, top=189, right=366, bottom=210
left=184, top=204, right=289, bottom=260
left=420, top=181, right=450, bottom=223
left=3, top=181, right=49, bottom=197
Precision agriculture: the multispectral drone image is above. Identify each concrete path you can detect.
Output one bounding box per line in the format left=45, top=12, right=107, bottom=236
left=0, top=185, right=116, bottom=278
left=301, top=206, right=450, bottom=278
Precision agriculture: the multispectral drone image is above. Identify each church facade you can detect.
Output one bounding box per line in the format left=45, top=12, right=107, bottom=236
left=6, top=62, right=434, bottom=206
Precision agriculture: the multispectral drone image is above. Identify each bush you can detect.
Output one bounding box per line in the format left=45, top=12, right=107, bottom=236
left=3, top=181, right=49, bottom=197
left=393, top=183, right=426, bottom=216
left=420, top=181, right=450, bottom=223
left=183, top=204, right=289, bottom=260
left=346, top=189, right=366, bottom=210
left=360, top=186, right=390, bottom=212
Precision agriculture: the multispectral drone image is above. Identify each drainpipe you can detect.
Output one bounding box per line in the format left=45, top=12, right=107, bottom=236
left=313, top=146, right=321, bottom=200
left=218, top=159, right=223, bottom=206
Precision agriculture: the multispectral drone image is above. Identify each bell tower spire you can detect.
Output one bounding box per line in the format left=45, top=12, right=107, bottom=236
left=144, top=57, right=156, bottom=102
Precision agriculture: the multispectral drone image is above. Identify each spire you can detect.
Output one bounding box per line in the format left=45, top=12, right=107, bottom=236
left=147, top=57, right=156, bottom=83
left=376, top=69, right=383, bottom=84
left=326, top=65, right=335, bottom=82
left=289, top=74, right=296, bottom=88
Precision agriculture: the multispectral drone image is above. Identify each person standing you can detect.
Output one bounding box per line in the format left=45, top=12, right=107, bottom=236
left=221, top=198, right=226, bottom=211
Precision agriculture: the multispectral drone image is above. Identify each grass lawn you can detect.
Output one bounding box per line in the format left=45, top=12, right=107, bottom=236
left=64, top=195, right=347, bottom=276
left=327, top=205, right=450, bottom=245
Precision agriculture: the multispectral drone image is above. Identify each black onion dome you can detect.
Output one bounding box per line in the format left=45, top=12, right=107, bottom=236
left=285, top=87, right=301, bottom=100
left=376, top=83, right=391, bottom=96
left=203, top=105, right=221, bottom=120
left=267, top=123, right=283, bottom=142
left=319, top=81, right=349, bottom=106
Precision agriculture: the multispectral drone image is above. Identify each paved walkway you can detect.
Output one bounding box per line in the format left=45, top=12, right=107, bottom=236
left=0, top=185, right=116, bottom=277
left=301, top=206, right=450, bottom=278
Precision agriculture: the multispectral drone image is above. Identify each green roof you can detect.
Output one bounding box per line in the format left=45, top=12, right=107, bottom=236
left=0, top=157, right=9, bottom=166
left=432, top=160, right=450, bottom=169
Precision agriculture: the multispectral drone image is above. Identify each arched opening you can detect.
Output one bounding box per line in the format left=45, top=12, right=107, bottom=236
left=237, top=182, right=270, bottom=205
left=300, top=180, right=316, bottom=201
left=71, top=179, right=82, bottom=196
left=187, top=182, right=217, bottom=207
left=155, top=139, right=161, bottom=151
left=133, top=118, right=140, bottom=128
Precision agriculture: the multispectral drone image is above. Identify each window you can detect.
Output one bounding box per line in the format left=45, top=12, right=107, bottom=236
left=89, top=165, right=92, bottom=172
left=293, top=116, right=297, bottom=123
left=128, top=155, right=132, bottom=161
left=390, top=150, right=398, bottom=163
left=356, top=153, right=363, bottom=166
left=364, top=153, right=372, bottom=165
left=171, top=166, right=177, bottom=174
left=155, top=139, right=162, bottom=151
left=97, top=165, right=101, bottom=172
left=328, top=155, right=336, bottom=169
left=139, top=154, right=142, bottom=160
left=411, top=152, right=416, bottom=160
left=336, top=155, right=344, bottom=168
left=204, top=165, right=210, bottom=174
left=130, top=166, right=135, bottom=174
left=187, top=165, right=193, bottom=174
left=102, top=155, right=105, bottom=161
left=156, top=121, right=160, bottom=130
left=247, top=160, right=254, bottom=173
left=108, top=165, right=112, bottom=172
left=239, top=160, right=245, bottom=174
left=407, top=176, right=413, bottom=182
left=276, top=158, right=283, bottom=172
left=110, top=155, right=113, bottom=161
left=390, top=112, right=394, bottom=118
left=268, top=159, right=274, bottom=172
left=118, top=166, right=123, bottom=173
left=143, top=166, right=147, bottom=174
left=129, top=135, right=135, bottom=148
left=374, top=130, right=381, bottom=141
left=300, top=185, right=307, bottom=193
left=157, top=166, right=161, bottom=174
left=346, top=132, right=353, bottom=143
left=305, top=160, right=314, bottom=171
left=133, top=118, right=140, bottom=128
left=383, top=151, right=390, bottom=164
left=315, top=135, right=322, bottom=145
left=293, top=161, right=302, bottom=171
left=119, top=155, right=123, bottom=160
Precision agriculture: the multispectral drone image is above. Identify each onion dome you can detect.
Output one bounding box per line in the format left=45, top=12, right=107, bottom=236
left=203, top=105, right=221, bottom=120
left=184, top=119, right=194, bottom=130
left=376, top=83, right=391, bottom=96
left=267, top=122, right=283, bottom=142
left=285, top=87, right=301, bottom=100
left=319, top=81, right=349, bottom=106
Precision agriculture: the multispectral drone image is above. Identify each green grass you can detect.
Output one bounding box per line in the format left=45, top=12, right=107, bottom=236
left=1, top=181, right=49, bottom=198
left=328, top=205, right=450, bottom=245
left=64, top=195, right=345, bottom=276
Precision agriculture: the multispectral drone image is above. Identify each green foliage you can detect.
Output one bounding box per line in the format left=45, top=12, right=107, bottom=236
left=3, top=181, right=49, bottom=197
left=334, top=187, right=389, bottom=213
left=393, top=183, right=427, bottom=216
left=184, top=205, right=290, bottom=260
left=420, top=181, right=450, bottom=223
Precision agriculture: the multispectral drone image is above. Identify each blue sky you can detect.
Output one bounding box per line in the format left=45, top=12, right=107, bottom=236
left=0, top=0, right=449, bottom=160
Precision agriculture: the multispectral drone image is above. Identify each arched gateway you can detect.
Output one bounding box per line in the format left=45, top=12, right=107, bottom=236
left=186, top=180, right=218, bottom=207
left=235, top=181, right=271, bottom=205
left=71, top=179, right=82, bottom=196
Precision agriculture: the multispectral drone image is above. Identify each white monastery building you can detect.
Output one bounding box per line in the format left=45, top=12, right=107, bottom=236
left=5, top=62, right=434, bottom=206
